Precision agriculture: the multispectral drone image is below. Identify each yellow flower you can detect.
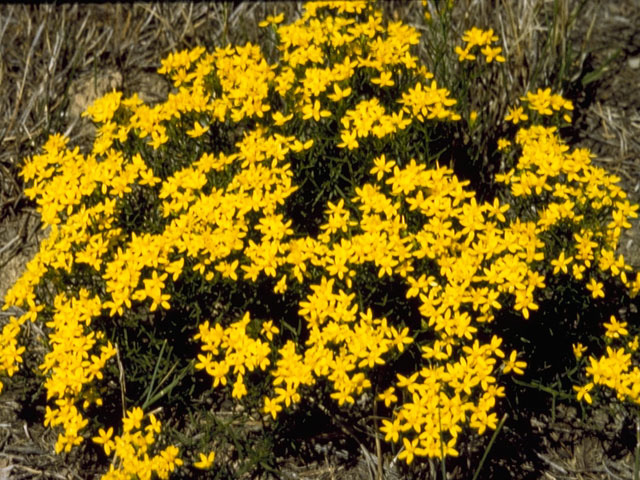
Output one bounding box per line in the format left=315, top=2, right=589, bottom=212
left=504, top=106, right=528, bottom=124
left=92, top=427, right=114, bottom=455
left=327, top=83, right=352, bottom=102
left=391, top=326, right=413, bottom=352
left=503, top=350, right=526, bottom=375
left=263, top=396, right=282, bottom=419
left=369, top=154, right=396, bottom=181
left=380, top=418, right=401, bottom=442
left=396, top=372, right=419, bottom=390
left=261, top=320, right=280, bottom=341
left=337, top=129, right=358, bottom=150
left=258, top=13, right=284, bottom=28
left=573, top=383, right=593, bottom=404
left=377, top=387, right=398, bottom=407
left=481, top=45, right=505, bottom=63
left=586, top=278, right=605, bottom=299
left=186, top=121, right=209, bottom=138
left=272, top=111, right=293, bottom=126
left=146, top=413, right=162, bottom=434
left=603, top=315, right=628, bottom=339
left=275, top=383, right=301, bottom=407
left=497, top=138, right=511, bottom=151
left=551, top=251, right=573, bottom=275
left=215, top=260, right=239, bottom=281
left=398, top=437, right=422, bottom=465
left=82, top=90, right=122, bottom=124
left=193, top=451, right=215, bottom=469
left=371, top=71, right=395, bottom=87
left=232, top=376, right=248, bottom=399
left=150, top=126, right=169, bottom=149
left=330, top=388, right=355, bottom=406
left=484, top=197, right=509, bottom=223
left=572, top=343, right=587, bottom=359
left=455, top=45, right=476, bottom=62
left=522, top=88, right=554, bottom=115
left=122, top=407, right=144, bottom=432
left=133, top=270, right=171, bottom=311
left=290, top=138, right=314, bottom=152
left=462, top=27, right=498, bottom=48
left=302, top=100, right=331, bottom=122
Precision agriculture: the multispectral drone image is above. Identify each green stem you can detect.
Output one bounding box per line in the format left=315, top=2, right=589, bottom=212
left=472, top=413, right=508, bottom=480
left=143, top=340, right=166, bottom=409
left=511, top=377, right=573, bottom=401
left=634, top=415, right=639, bottom=480
left=438, top=405, right=446, bottom=480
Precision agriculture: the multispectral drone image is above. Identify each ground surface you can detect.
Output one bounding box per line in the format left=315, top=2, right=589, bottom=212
left=0, top=1, right=639, bottom=479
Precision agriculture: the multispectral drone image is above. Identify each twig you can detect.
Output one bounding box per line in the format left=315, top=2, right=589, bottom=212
left=115, top=343, right=127, bottom=416
left=536, top=452, right=569, bottom=474
left=22, top=422, right=32, bottom=441
left=0, top=234, right=20, bottom=256
left=602, top=459, right=630, bottom=480
left=634, top=416, right=639, bottom=480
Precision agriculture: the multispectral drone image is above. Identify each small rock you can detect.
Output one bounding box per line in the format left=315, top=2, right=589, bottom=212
left=68, top=68, right=123, bottom=121
left=628, top=57, right=640, bottom=69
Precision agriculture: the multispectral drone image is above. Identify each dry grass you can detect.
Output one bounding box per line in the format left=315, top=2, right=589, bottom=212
left=380, top=0, right=602, bottom=185
left=0, top=1, right=302, bottom=203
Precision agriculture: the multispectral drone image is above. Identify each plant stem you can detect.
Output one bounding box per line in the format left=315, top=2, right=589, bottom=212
left=472, top=413, right=508, bottom=480
left=634, top=415, right=639, bottom=480
left=373, top=389, right=383, bottom=480
left=438, top=405, right=446, bottom=480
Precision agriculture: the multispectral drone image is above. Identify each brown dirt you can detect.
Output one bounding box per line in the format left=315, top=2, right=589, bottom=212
left=529, top=3, right=640, bottom=477
left=575, top=1, right=640, bottom=269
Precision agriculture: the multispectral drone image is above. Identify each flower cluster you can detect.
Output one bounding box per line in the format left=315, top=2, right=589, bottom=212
left=496, top=122, right=638, bottom=293
left=0, top=315, right=26, bottom=393
left=455, top=27, right=505, bottom=63
left=192, top=153, right=537, bottom=461
left=498, top=94, right=640, bottom=413
left=574, top=314, right=640, bottom=406
left=503, top=87, right=574, bottom=129
left=41, top=290, right=114, bottom=454
left=1, top=0, right=638, bottom=477
left=521, top=87, right=574, bottom=123
left=194, top=312, right=272, bottom=399
left=93, top=408, right=183, bottom=480
left=420, top=0, right=455, bottom=22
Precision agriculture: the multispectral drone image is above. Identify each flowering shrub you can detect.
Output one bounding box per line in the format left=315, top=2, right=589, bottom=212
left=573, top=314, right=640, bottom=406
left=1, top=0, right=638, bottom=477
